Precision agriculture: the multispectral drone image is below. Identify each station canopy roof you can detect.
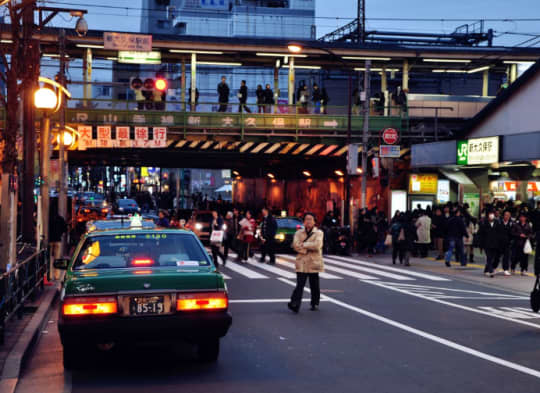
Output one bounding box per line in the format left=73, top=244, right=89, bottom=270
left=2, top=24, right=540, bottom=74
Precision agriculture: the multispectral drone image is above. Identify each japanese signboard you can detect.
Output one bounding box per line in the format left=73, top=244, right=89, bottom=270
left=379, top=145, right=400, bottom=158
left=409, top=174, right=438, bottom=194
left=457, top=136, right=499, bottom=165
left=118, top=51, right=161, bottom=65
left=104, top=32, right=152, bottom=52
left=76, top=126, right=167, bottom=150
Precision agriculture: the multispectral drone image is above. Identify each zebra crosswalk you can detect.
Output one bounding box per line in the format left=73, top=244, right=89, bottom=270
left=217, top=253, right=451, bottom=283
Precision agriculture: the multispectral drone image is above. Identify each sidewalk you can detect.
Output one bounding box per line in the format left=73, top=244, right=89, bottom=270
left=355, top=250, right=536, bottom=295
left=0, top=284, right=59, bottom=393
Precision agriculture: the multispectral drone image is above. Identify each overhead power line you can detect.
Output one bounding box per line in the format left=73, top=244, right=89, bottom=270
left=37, top=1, right=540, bottom=23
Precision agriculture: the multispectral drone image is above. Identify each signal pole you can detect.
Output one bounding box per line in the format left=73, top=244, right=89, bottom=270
left=357, top=0, right=366, bottom=43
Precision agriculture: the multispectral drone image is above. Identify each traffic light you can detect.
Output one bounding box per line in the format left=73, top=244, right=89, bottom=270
left=130, top=77, right=143, bottom=91
left=155, top=78, right=167, bottom=92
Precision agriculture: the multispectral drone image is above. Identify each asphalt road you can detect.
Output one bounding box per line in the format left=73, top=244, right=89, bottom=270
left=15, top=254, right=540, bottom=393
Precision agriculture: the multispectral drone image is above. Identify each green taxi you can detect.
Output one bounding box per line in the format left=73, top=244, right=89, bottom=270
left=54, top=223, right=232, bottom=369
left=271, top=217, right=304, bottom=252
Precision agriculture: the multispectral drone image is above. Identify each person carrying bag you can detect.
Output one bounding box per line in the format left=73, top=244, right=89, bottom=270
left=210, top=210, right=226, bottom=267
left=288, top=212, right=324, bottom=313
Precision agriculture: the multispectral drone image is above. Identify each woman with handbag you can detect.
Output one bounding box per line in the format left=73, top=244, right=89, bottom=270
left=511, top=212, right=533, bottom=275
left=210, top=210, right=226, bottom=267
left=238, top=211, right=256, bottom=262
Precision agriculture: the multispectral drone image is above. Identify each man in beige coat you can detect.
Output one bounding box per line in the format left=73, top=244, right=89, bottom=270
left=288, top=213, right=324, bottom=313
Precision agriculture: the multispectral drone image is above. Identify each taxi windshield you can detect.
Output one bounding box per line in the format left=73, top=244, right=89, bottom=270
left=73, top=233, right=210, bottom=270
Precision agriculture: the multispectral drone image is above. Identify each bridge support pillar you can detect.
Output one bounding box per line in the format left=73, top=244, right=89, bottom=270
left=402, top=59, right=409, bottom=91
left=381, top=66, right=388, bottom=116
left=288, top=56, right=295, bottom=108
left=83, top=48, right=92, bottom=104
left=482, top=69, right=489, bottom=97
left=181, top=60, right=186, bottom=111
left=191, top=53, right=197, bottom=109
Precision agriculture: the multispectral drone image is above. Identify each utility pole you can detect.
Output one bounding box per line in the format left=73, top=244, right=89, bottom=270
left=58, top=29, right=67, bottom=255
left=357, top=0, right=366, bottom=43
left=22, top=0, right=39, bottom=244
left=361, top=60, right=371, bottom=209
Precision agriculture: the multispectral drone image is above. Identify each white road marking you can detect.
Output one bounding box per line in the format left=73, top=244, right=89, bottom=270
left=245, top=259, right=297, bottom=279
left=386, top=282, right=528, bottom=300
left=229, top=298, right=329, bottom=303
left=323, top=258, right=415, bottom=281
left=223, top=261, right=268, bottom=279
left=278, top=254, right=377, bottom=279
left=276, top=257, right=343, bottom=279
left=477, top=307, right=540, bottom=320
left=364, top=281, right=540, bottom=330
left=278, top=278, right=540, bottom=380
left=325, top=255, right=451, bottom=281
left=220, top=272, right=231, bottom=279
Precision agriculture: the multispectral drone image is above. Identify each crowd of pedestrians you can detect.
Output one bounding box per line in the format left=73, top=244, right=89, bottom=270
left=360, top=200, right=540, bottom=278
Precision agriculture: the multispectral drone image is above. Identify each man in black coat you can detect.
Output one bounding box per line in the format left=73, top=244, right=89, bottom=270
left=259, top=207, right=277, bottom=265
left=478, top=210, right=503, bottom=277
left=495, top=210, right=513, bottom=275
left=444, top=209, right=468, bottom=267
left=263, top=84, right=274, bottom=113
left=217, top=76, right=230, bottom=112
left=238, top=80, right=251, bottom=113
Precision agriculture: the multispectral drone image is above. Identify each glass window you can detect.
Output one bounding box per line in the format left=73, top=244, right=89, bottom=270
left=276, top=218, right=302, bottom=229
left=73, top=233, right=210, bottom=270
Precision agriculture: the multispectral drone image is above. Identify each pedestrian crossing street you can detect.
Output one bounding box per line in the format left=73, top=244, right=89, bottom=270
left=217, top=253, right=451, bottom=283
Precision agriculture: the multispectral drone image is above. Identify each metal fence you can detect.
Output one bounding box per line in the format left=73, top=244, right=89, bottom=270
left=0, top=249, right=48, bottom=344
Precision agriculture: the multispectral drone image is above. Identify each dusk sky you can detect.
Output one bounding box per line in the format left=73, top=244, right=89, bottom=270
left=46, top=0, right=540, bottom=47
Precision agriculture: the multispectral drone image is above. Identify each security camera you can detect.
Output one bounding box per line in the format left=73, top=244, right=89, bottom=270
left=75, top=16, right=88, bottom=37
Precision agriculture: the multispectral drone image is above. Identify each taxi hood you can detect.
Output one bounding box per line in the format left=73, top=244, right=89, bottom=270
left=65, top=267, right=224, bottom=295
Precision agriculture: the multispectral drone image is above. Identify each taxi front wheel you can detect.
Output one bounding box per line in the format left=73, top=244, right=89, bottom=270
left=197, top=338, right=220, bottom=362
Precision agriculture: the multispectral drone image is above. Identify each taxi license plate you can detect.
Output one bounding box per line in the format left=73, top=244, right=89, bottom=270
left=129, top=296, right=165, bottom=316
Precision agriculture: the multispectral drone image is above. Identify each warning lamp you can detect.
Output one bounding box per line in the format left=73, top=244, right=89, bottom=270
left=155, top=78, right=167, bottom=92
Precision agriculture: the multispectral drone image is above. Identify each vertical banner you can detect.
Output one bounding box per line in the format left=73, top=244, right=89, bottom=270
left=77, top=125, right=93, bottom=150
left=96, top=126, right=112, bottom=148
left=134, top=126, right=149, bottom=148
left=116, top=126, right=131, bottom=148
left=152, top=127, right=167, bottom=148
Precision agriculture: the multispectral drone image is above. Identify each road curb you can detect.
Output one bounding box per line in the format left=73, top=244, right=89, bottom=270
left=0, top=286, right=59, bottom=393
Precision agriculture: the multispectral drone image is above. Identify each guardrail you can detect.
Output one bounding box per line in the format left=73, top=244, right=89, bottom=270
left=0, top=249, right=48, bottom=344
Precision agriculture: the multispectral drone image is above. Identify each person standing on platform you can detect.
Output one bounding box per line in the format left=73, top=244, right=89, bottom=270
left=238, top=80, right=251, bottom=113
left=217, top=76, right=230, bottom=112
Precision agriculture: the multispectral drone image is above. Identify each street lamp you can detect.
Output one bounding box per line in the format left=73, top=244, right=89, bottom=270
left=34, top=87, right=57, bottom=110
left=287, top=44, right=303, bottom=54
left=34, top=78, right=71, bottom=250
left=34, top=87, right=57, bottom=249
left=56, top=130, right=74, bottom=148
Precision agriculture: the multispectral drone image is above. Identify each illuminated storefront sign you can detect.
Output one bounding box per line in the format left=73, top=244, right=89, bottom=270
left=409, top=174, right=438, bottom=194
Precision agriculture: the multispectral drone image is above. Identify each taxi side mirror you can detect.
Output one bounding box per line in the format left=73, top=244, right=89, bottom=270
left=54, top=258, right=70, bottom=270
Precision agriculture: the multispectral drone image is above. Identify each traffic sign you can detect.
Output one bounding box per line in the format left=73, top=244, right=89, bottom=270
left=379, top=145, right=400, bottom=158
left=382, top=128, right=399, bottom=145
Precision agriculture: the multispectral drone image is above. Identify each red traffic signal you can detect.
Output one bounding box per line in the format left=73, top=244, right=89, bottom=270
left=155, top=78, right=167, bottom=92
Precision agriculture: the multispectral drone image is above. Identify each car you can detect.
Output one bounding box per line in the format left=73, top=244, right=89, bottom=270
left=272, top=217, right=303, bottom=252
left=54, top=223, right=232, bottom=369
left=114, top=198, right=141, bottom=214
left=76, top=206, right=108, bottom=223
left=192, top=211, right=214, bottom=244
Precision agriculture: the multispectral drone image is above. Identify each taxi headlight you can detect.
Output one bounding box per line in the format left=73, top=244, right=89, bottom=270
left=275, top=233, right=286, bottom=241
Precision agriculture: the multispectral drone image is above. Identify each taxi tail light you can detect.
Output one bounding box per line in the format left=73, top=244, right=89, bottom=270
left=176, top=292, right=228, bottom=311
left=63, top=296, right=118, bottom=316
left=131, top=258, right=155, bottom=267
left=101, top=208, right=109, bottom=213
